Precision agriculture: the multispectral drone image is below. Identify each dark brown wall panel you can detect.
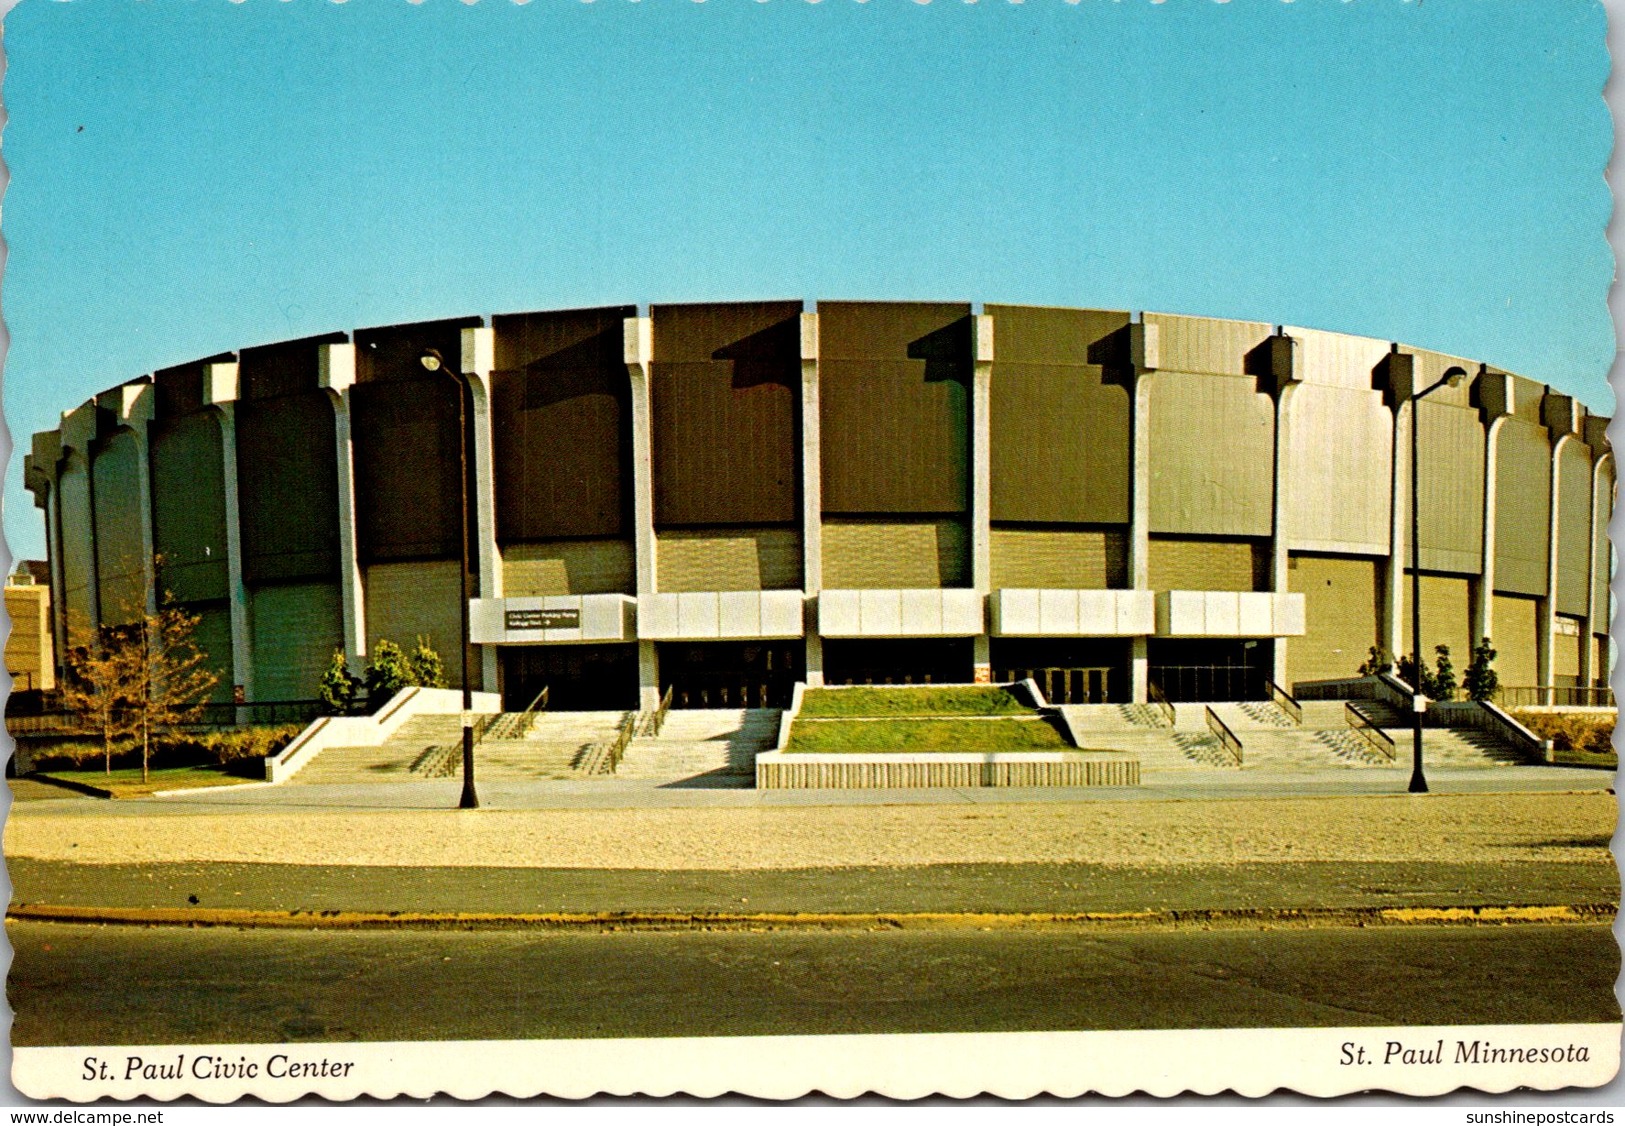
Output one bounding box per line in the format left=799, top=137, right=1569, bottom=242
left=819, top=301, right=972, bottom=515
left=492, top=306, right=635, bottom=541
left=237, top=392, right=340, bottom=585
left=91, top=429, right=145, bottom=624
left=352, top=318, right=482, bottom=563
left=986, top=305, right=1131, bottom=524
left=652, top=301, right=801, bottom=527
left=151, top=412, right=229, bottom=604
left=239, top=333, right=348, bottom=402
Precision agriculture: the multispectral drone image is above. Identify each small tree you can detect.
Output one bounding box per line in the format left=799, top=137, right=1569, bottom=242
left=125, top=603, right=220, bottom=782
left=1431, top=644, right=1458, bottom=702
left=406, top=636, right=447, bottom=690
left=1464, top=637, right=1500, bottom=702
left=364, top=639, right=414, bottom=702
left=318, top=649, right=361, bottom=716
left=1358, top=646, right=1393, bottom=677
left=58, top=634, right=138, bottom=774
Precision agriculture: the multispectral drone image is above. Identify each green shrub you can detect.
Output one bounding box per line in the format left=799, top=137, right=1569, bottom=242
left=1510, top=710, right=1616, bottom=756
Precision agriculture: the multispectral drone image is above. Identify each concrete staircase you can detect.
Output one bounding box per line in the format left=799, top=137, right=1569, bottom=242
left=290, top=710, right=632, bottom=784
left=1061, top=698, right=1530, bottom=773
left=615, top=709, right=782, bottom=780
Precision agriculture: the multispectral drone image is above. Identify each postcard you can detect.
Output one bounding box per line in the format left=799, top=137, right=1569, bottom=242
left=2, top=0, right=1618, bottom=1106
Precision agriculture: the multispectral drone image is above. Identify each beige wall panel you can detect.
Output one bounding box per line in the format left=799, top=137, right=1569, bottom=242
left=1593, top=461, right=1615, bottom=622
left=1554, top=618, right=1582, bottom=681
left=92, top=430, right=146, bottom=626
left=1147, top=372, right=1275, bottom=536
left=4, top=586, right=55, bottom=691
left=250, top=582, right=342, bottom=701
left=57, top=456, right=96, bottom=646
left=1507, top=375, right=1547, bottom=426
left=1147, top=536, right=1268, bottom=592
left=364, top=560, right=467, bottom=689
left=1400, top=573, right=1472, bottom=670
left=1555, top=441, right=1592, bottom=617
left=1493, top=419, right=1551, bottom=596
left=1145, top=314, right=1271, bottom=377
left=1490, top=593, right=1539, bottom=687
left=1282, top=326, right=1392, bottom=391
left=1286, top=385, right=1391, bottom=553
left=990, top=527, right=1128, bottom=590
left=656, top=528, right=802, bottom=592
left=1415, top=402, right=1485, bottom=575
left=1286, top=554, right=1381, bottom=685
left=1409, top=349, right=1480, bottom=408
left=822, top=520, right=969, bottom=589
left=501, top=540, right=634, bottom=597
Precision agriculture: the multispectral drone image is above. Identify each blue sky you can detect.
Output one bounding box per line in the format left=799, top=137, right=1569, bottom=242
left=0, top=0, right=1613, bottom=563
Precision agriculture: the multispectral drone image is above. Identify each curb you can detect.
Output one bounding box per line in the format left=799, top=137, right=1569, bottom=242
left=6, top=902, right=1614, bottom=933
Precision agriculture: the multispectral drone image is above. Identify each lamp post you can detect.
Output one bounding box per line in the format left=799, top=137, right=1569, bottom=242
left=419, top=347, right=478, bottom=810
left=1406, top=366, right=1469, bottom=794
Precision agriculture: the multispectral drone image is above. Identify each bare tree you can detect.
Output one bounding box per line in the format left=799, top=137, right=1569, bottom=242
left=58, top=627, right=139, bottom=775
left=124, top=602, right=220, bottom=782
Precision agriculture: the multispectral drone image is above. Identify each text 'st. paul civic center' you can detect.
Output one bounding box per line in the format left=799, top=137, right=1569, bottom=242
left=24, top=302, right=1615, bottom=711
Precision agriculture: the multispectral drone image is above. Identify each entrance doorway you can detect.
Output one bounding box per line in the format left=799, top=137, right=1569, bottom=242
left=822, top=638, right=975, bottom=686
left=498, top=644, right=639, bottom=711
left=1148, top=639, right=1271, bottom=702
left=989, top=638, right=1130, bottom=703
left=658, top=641, right=802, bottom=709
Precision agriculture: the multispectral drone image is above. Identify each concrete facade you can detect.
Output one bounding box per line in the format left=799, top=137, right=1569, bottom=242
left=24, top=302, right=1615, bottom=709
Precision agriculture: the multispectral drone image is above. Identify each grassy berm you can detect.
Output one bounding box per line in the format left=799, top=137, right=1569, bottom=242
left=798, top=685, right=1033, bottom=717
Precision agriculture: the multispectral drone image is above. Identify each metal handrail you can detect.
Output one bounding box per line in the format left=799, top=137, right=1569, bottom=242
left=1345, top=702, right=1397, bottom=762
left=641, top=685, right=674, bottom=738
left=1264, top=678, right=1302, bottom=725
left=1495, top=685, right=1617, bottom=709
left=1204, top=706, right=1243, bottom=766
left=604, top=712, right=638, bottom=773
left=1147, top=680, right=1175, bottom=728
left=487, top=685, right=550, bottom=741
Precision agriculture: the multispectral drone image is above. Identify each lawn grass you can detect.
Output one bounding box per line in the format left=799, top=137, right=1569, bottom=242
left=784, top=716, right=1071, bottom=754
left=31, top=764, right=259, bottom=799
left=797, top=685, right=1035, bottom=718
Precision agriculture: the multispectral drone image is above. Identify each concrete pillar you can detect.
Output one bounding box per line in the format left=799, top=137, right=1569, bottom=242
left=1539, top=437, right=1570, bottom=703
left=1269, top=352, right=1300, bottom=689
left=462, top=326, right=502, bottom=695
left=971, top=313, right=994, bottom=685
left=25, top=433, right=69, bottom=675
left=44, top=481, right=67, bottom=673
left=1582, top=451, right=1614, bottom=689
left=94, top=383, right=158, bottom=619
left=319, top=343, right=367, bottom=679
left=1382, top=401, right=1410, bottom=669
left=800, top=312, right=825, bottom=688
left=205, top=363, right=254, bottom=704
left=1126, top=320, right=1158, bottom=703
left=1474, top=415, right=1507, bottom=650
left=58, top=404, right=101, bottom=640
left=625, top=316, right=660, bottom=709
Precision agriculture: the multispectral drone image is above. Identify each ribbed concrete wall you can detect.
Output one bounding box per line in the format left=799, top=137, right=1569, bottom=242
left=501, top=539, right=634, bottom=597
left=1401, top=573, right=1473, bottom=670
left=757, top=755, right=1139, bottom=789
left=91, top=430, right=146, bottom=625
left=990, top=527, right=1127, bottom=590
left=821, top=519, right=969, bottom=589
left=364, top=559, right=465, bottom=688
left=1287, top=554, right=1381, bottom=685
left=250, top=582, right=342, bottom=701
left=655, top=528, right=801, bottom=592
left=1147, top=537, right=1268, bottom=592
left=1492, top=593, right=1541, bottom=687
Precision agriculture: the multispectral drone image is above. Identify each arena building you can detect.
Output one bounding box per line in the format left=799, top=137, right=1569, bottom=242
left=22, top=301, right=1615, bottom=711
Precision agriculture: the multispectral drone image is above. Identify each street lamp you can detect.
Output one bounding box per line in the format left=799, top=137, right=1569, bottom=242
left=1406, top=365, right=1469, bottom=794
left=419, top=347, right=478, bottom=810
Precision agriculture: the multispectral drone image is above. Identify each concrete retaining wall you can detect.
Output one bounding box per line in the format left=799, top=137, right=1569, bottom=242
left=756, top=751, right=1139, bottom=789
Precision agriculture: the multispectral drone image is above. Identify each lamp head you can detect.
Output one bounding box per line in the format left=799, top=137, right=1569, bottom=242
left=419, top=349, right=446, bottom=374
left=1443, top=366, right=1468, bottom=388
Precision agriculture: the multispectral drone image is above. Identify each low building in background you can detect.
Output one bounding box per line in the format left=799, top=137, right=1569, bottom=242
left=5, top=561, right=55, bottom=694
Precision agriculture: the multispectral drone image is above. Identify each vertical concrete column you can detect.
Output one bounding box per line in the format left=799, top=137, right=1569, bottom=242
left=1382, top=402, right=1410, bottom=669
left=319, top=343, right=367, bottom=679
left=1474, top=416, right=1507, bottom=650
left=971, top=314, right=994, bottom=684
left=1538, top=437, right=1569, bottom=703
left=1268, top=336, right=1300, bottom=688
left=102, top=384, right=158, bottom=616
left=625, top=315, right=660, bottom=710
left=26, top=432, right=68, bottom=674
left=800, top=312, right=825, bottom=687
left=205, top=363, right=254, bottom=704
left=59, top=404, right=100, bottom=638
left=1126, top=319, right=1158, bottom=704
left=462, top=326, right=502, bottom=694
left=44, top=481, right=67, bottom=672
left=1581, top=451, right=1613, bottom=689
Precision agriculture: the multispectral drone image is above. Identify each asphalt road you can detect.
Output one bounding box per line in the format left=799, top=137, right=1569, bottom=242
left=11, top=921, right=1619, bottom=1045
